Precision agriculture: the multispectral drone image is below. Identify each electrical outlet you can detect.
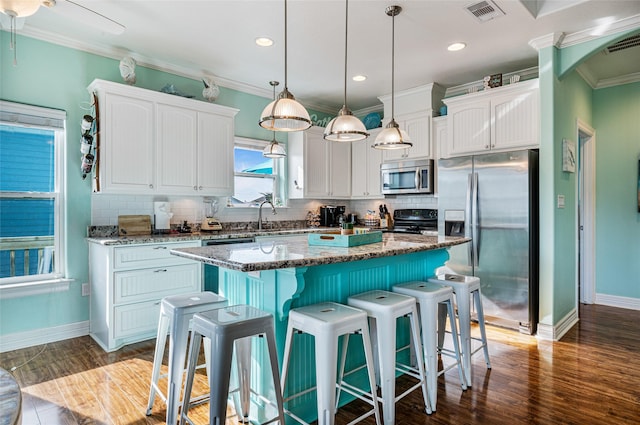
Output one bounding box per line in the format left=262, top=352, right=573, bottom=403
left=82, top=283, right=90, bottom=297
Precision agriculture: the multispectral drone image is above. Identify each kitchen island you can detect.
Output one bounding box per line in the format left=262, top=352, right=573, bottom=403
left=171, top=233, right=468, bottom=423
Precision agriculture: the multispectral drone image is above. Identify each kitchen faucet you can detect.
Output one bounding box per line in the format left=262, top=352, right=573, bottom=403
left=258, top=200, right=277, bottom=230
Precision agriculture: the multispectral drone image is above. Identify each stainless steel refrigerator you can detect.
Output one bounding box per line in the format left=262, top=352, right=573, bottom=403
left=438, top=150, right=539, bottom=334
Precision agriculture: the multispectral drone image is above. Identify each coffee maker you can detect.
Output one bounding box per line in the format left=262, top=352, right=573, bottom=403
left=319, top=205, right=346, bottom=227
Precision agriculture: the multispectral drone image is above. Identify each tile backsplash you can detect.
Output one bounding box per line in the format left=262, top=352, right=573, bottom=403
left=91, top=194, right=438, bottom=227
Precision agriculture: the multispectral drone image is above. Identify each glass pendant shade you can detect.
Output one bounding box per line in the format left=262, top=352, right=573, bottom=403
left=263, top=140, right=287, bottom=158
left=0, top=0, right=42, bottom=17
left=373, top=119, right=412, bottom=149
left=324, top=106, right=369, bottom=142
left=259, top=88, right=312, bottom=132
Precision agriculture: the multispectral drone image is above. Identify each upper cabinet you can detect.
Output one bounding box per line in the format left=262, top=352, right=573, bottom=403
left=288, top=126, right=351, bottom=199
left=377, top=83, right=445, bottom=162
left=88, top=79, right=238, bottom=196
left=351, top=128, right=384, bottom=199
left=443, top=79, right=539, bottom=157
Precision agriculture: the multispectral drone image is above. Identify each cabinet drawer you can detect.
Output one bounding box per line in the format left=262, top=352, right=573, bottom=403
left=114, top=241, right=200, bottom=269
left=113, top=300, right=161, bottom=339
left=114, top=264, right=201, bottom=304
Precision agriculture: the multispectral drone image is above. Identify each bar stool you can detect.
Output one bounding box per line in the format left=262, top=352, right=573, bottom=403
left=146, top=291, right=228, bottom=424
left=392, top=282, right=467, bottom=410
left=281, top=302, right=381, bottom=425
left=180, top=305, right=285, bottom=425
left=347, top=290, right=431, bottom=425
left=429, top=274, right=491, bottom=387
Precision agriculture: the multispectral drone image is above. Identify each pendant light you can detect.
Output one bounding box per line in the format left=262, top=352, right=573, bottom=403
left=324, top=0, right=369, bottom=142
left=373, top=5, right=412, bottom=150
left=263, top=81, right=287, bottom=158
left=0, top=0, right=50, bottom=65
left=259, top=0, right=312, bottom=132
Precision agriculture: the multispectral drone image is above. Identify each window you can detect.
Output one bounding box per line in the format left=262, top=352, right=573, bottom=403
left=0, top=101, right=66, bottom=286
left=230, top=137, right=284, bottom=207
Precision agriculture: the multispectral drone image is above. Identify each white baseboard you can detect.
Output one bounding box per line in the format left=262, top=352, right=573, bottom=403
left=536, top=308, right=579, bottom=341
left=0, top=321, right=89, bottom=353
left=595, top=293, right=640, bottom=311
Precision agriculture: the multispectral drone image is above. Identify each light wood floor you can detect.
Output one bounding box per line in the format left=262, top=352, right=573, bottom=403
left=1, top=303, right=639, bottom=424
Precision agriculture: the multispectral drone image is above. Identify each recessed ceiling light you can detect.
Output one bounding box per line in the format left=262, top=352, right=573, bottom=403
left=352, top=75, right=367, bottom=82
left=255, top=37, right=274, bottom=47
left=448, top=42, right=467, bottom=51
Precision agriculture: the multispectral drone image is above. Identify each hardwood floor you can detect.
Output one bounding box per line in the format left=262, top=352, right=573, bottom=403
left=1, top=303, right=639, bottom=424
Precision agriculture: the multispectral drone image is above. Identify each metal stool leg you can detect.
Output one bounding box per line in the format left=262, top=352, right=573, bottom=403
left=147, top=313, right=169, bottom=415
left=474, top=290, right=492, bottom=369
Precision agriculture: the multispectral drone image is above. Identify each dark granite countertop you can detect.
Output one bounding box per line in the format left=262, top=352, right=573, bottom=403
left=170, top=233, right=470, bottom=272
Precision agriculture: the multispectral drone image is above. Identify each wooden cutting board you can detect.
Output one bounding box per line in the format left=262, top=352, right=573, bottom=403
left=118, top=215, right=152, bottom=236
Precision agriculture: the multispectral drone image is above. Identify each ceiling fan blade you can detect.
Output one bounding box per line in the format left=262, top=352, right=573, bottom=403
left=48, top=0, right=125, bottom=35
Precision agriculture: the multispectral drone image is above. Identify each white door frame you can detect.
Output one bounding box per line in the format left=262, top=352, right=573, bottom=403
left=577, top=119, right=596, bottom=305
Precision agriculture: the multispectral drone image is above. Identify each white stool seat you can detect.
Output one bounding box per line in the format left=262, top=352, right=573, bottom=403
left=146, top=291, right=228, bottom=424
left=429, top=274, right=491, bottom=387
left=348, top=290, right=431, bottom=425
left=392, top=281, right=467, bottom=411
left=281, top=302, right=381, bottom=425
left=181, top=305, right=285, bottom=425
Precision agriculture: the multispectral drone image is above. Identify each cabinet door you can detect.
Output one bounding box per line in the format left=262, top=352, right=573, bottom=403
left=156, top=104, right=198, bottom=194
left=383, top=112, right=431, bottom=161
left=102, top=94, right=155, bottom=193
left=433, top=116, right=448, bottom=159
left=448, top=99, right=491, bottom=156
left=303, top=128, right=330, bottom=198
left=197, top=111, right=234, bottom=195
left=329, top=142, right=351, bottom=198
left=491, top=88, right=539, bottom=151
left=351, top=139, right=368, bottom=197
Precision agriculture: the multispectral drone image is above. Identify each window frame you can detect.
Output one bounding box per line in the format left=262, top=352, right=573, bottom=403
left=231, top=136, right=285, bottom=207
left=0, top=100, right=68, bottom=295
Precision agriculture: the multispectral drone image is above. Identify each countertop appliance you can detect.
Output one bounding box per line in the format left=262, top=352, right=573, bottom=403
left=438, top=149, right=539, bottom=334
left=388, top=209, right=438, bottom=234
left=381, top=159, right=434, bottom=195
left=202, top=199, right=222, bottom=231
left=153, top=202, right=173, bottom=233
left=320, top=205, right=346, bottom=227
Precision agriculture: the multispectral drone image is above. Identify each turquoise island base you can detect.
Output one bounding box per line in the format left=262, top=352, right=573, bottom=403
left=171, top=233, right=468, bottom=423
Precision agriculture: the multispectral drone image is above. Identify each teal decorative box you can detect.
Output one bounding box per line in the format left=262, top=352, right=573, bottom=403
left=308, top=231, right=383, bottom=247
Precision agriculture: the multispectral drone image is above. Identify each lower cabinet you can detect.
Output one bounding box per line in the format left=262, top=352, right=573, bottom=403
left=89, top=240, right=202, bottom=352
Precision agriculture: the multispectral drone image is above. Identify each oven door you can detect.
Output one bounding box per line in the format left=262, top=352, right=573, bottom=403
left=381, top=166, right=420, bottom=194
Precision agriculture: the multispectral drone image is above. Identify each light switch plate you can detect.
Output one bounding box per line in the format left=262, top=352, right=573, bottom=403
left=557, top=195, right=565, bottom=209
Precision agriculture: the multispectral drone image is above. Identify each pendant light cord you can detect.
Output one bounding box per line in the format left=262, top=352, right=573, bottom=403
left=343, top=0, right=349, bottom=108
left=284, top=0, right=288, bottom=91
left=391, top=7, right=395, bottom=121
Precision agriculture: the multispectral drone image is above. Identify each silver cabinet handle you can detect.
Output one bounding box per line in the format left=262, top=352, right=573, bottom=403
left=154, top=269, right=168, bottom=273
left=153, top=246, right=168, bottom=250
left=199, top=186, right=203, bottom=190
left=149, top=184, right=154, bottom=188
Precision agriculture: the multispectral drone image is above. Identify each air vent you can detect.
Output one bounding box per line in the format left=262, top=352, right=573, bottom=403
left=465, top=0, right=505, bottom=22
left=605, top=34, right=640, bottom=54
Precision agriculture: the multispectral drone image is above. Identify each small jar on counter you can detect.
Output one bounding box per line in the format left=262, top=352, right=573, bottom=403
left=341, top=222, right=354, bottom=235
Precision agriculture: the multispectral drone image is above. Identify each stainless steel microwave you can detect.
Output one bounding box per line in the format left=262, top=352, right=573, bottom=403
left=381, top=159, right=434, bottom=195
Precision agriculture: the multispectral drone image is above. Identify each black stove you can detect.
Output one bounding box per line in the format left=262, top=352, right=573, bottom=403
left=389, top=208, right=438, bottom=234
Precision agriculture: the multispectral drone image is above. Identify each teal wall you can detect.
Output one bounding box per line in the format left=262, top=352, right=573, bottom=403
left=593, top=82, right=640, bottom=298
left=0, top=33, right=331, bottom=339
left=538, top=27, right=640, bottom=329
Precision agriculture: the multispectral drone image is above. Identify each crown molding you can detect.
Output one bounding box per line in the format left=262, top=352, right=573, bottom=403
left=594, top=70, right=640, bottom=89
left=560, top=13, right=640, bottom=48
left=353, top=104, right=383, bottom=118
left=529, top=32, right=566, bottom=51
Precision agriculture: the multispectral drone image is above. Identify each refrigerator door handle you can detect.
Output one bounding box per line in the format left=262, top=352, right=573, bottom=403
left=472, top=172, right=479, bottom=267
left=466, top=173, right=473, bottom=265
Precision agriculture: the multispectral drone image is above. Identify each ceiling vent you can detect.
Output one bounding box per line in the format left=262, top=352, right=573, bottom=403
left=465, top=0, right=505, bottom=22
left=605, top=34, right=640, bottom=54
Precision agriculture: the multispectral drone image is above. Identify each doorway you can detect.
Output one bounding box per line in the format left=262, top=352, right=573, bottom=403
left=577, top=119, right=596, bottom=305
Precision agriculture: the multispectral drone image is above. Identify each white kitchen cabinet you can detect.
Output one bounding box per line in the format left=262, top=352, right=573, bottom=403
left=89, top=240, right=202, bottom=352
left=288, top=126, right=351, bottom=199
left=88, top=79, right=238, bottom=195
left=100, top=93, right=155, bottom=194
left=443, top=79, right=539, bottom=157
left=156, top=104, right=235, bottom=195
left=383, top=112, right=432, bottom=161
left=351, top=128, right=383, bottom=199
left=433, top=116, right=448, bottom=159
